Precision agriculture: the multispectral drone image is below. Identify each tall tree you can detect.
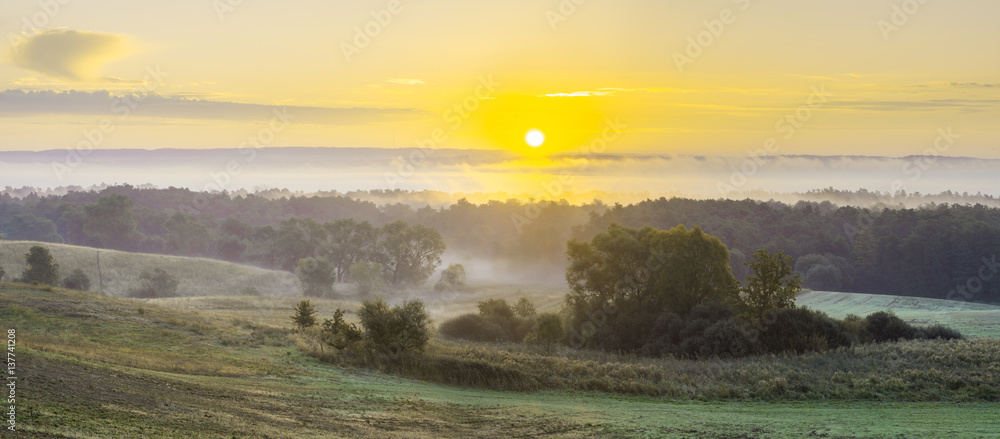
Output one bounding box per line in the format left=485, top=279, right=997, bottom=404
left=321, top=219, right=378, bottom=282
left=565, top=224, right=739, bottom=351
left=83, top=194, right=137, bottom=250
left=376, top=221, right=446, bottom=286
left=740, top=249, right=802, bottom=322
left=296, top=257, right=335, bottom=298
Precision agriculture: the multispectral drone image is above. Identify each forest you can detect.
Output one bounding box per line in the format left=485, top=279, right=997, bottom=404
left=1, top=185, right=998, bottom=303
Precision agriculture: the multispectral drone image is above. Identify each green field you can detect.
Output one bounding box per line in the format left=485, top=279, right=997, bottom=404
left=3, top=282, right=1000, bottom=438
left=799, top=291, right=1000, bottom=339
left=0, top=241, right=296, bottom=297
left=4, top=245, right=1000, bottom=437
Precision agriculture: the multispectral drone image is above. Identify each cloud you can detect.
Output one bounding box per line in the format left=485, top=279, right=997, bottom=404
left=0, top=89, right=426, bottom=125
left=385, top=78, right=424, bottom=85
left=9, top=29, right=130, bottom=82
left=542, top=91, right=614, bottom=97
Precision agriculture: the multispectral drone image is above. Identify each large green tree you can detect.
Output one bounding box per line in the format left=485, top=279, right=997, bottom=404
left=321, top=219, right=378, bottom=282
left=376, top=221, right=446, bottom=286
left=296, top=257, right=335, bottom=298
left=357, top=298, right=431, bottom=356
left=740, top=249, right=803, bottom=322
left=83, top=194, right=137, bottom=250
left=565, top=224, right=739, bottom=351
left=22, top=245, right=60, bottom=286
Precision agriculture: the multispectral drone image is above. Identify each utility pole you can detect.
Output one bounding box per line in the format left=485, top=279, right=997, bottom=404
left=96, top=250, right=104, bottom=293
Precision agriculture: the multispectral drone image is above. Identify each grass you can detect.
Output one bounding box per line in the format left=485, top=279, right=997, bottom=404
left=5, top=282, right=1000, bottom=437
left=799, top=290, right=1000, bottom=338
left=0, top=240, right=296, bottom=297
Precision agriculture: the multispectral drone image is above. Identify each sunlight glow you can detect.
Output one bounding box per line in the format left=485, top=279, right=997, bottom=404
left=525, top=129, right=545, bottom=148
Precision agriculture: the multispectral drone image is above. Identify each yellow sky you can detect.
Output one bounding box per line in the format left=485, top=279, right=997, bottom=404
left=1, top=0, right=998, bottom=157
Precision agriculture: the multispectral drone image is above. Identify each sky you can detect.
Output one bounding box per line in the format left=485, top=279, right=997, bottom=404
left=1, top=0, right=999, bottom=159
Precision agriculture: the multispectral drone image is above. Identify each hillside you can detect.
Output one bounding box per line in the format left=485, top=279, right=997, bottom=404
left=4, top=283, right=1000, bottom=438
left=799, top=290, right=1000, bottom=339
left=0, top=241, right=296, bottom=297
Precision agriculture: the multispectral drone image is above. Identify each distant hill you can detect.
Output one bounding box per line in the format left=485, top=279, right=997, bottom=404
left=0, top=240, right=296, bottom=297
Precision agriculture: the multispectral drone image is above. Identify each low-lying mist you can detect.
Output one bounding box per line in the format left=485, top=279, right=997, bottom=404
left=3, top=148, right=999, bottom=208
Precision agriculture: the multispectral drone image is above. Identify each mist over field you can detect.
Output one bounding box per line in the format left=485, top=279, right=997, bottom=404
left=3, top=148, right=1000, bottom=203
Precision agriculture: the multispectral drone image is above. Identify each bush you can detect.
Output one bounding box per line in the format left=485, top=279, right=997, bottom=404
left=759, top=307, right=856, bottom=354
left=21, top=246, right=60, bottom=286
left=478, top=298, right=514, bottom=321
left=291, top=300, right=318, bottom=331
left=296, top=257, right=335, bottom=298
left=349, top=261, right=383, bottom=296
left=358, top=298, right=432, bottom=356
left=919, top=324, right=963, bottom=340
left=62, top=268, right=92, bottom=291
left=526, top=313, right=563, bottom=354
left=321, top=308, right=363, bottom=350
left=0, top=265, right=5, bottom=282
left=128, top=268, right=180, bottom=298
left=513, top=297, right=536, bottom=318
left=435, top=263, right=467, bottom=292
left=476, top=298, right=534, bottom=342
left=864, top=311, right=916, bottom=343
left=438, top=313, right=507, bottom=342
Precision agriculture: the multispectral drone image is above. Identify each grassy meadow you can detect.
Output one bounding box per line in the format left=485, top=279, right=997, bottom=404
left=0, top=241, right=296, bottom=297
left=799, top=291, right=1000, bottom=339
left=4, top=282, right=1000, bottom=437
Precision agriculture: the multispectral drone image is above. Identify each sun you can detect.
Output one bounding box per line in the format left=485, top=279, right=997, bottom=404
left=525, top=129, right=545, bottom=148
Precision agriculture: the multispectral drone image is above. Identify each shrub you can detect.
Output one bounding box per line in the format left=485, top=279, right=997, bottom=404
left=438, top=313, right=507, bottom=342
left=62, top=268, right=92, bottom=291
left=478, top=298, right=514, bottom=321
left=435, top=263, right=467, bottom=292
left=0, top=265, right=5, bottom=281
left=349, top=261, right=383, bottom=296
left=358, top=298, right=431, bottom=356
left=513, top=297, right=536, bottom=318
left=291, top=300, right=318, bottom=331
left=864, top=311, right=916, bottom=343
left=128, top=268, right=180, bottom=298
left=296, top=257, right=335, bottom=298
left=759, top=307, right=856, bottom=354
left=21, top=246, right=60, bottom=286
left=526, top=313, right=563, bottom=354
left=321, top=308, right=363, bottom=350
left=920, top=324, right=963, bottom=340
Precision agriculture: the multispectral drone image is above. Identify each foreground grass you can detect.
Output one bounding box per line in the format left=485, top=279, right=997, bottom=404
left=300, top=336, right=1000, bottom=402
left=0, top=241, right=296, bottom=297
left=4, top=284, right=1000, bottom=437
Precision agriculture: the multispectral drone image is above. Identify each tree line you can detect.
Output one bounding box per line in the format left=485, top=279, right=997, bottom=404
left=2, top=186, right=998, bottom=302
